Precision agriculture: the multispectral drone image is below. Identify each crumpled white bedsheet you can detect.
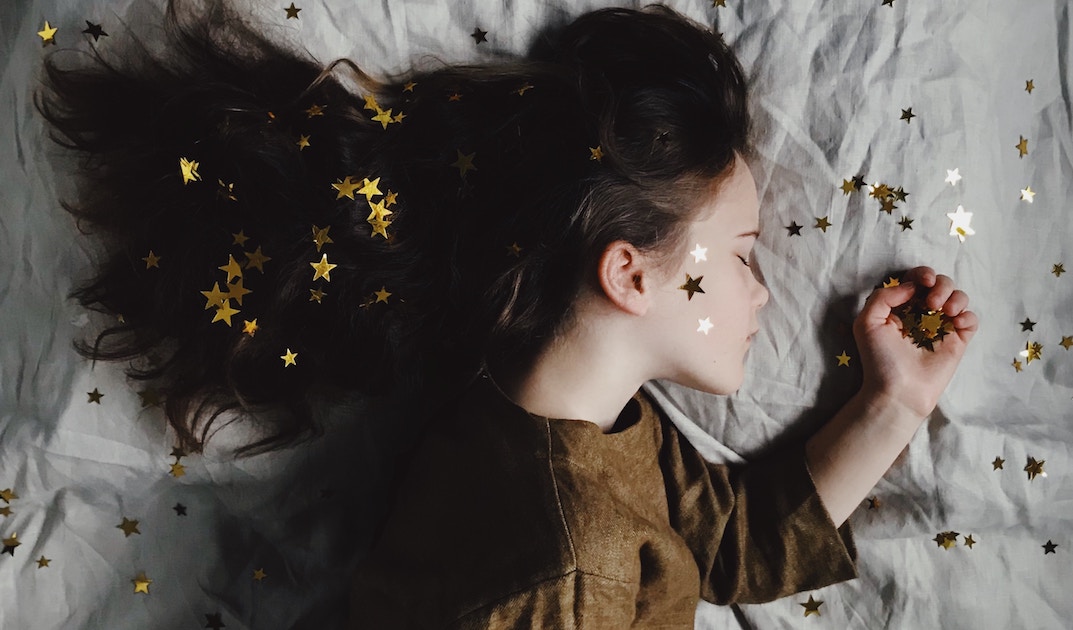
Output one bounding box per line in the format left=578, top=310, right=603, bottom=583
left=1, top=0, right=1071, bottom=628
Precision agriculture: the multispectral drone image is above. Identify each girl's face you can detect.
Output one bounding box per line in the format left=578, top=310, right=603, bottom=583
left=648, top=153, right=769, bottom=395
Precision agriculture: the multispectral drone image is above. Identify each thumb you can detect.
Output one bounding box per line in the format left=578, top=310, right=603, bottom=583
left=860, top=281, right=915, bottom=326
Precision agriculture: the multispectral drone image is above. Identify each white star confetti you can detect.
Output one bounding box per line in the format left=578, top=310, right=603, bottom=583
left=1020, top=186, right=1035, bottom=203
left=690, top=244, right=708, bottom=264
left=945, top=168, right=962, bottom=186
left=697, top=317, right=714, bottom=335
left=947, top=205, right=975, bottom=242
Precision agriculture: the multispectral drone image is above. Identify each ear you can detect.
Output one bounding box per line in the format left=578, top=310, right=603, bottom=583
left=597, top=240, right=652, bottom=317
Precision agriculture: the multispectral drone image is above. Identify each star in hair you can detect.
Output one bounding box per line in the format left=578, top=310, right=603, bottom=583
left=310, top=253, right=337, bottom=282
left=678, top=274, right=705, bottom=300
left=280, top=348, right=298, bottom=366
left=332, top=175, right=362, bottom=199
left=589, top=145, right=604, bottom=162
left=37, top=20, right=58, bottom=45
left=836, top=351, right=851, bottom=366
left=83, top=20, right=108, bottom=41
left=452, top=149, right=477, bottom=178
left=179, top=157, right=202, bottom=184
left=142, top=250, right=161, bottom=269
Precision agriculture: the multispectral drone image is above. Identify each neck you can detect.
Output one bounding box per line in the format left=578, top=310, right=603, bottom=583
left=484, top=330, right=646, bottom=433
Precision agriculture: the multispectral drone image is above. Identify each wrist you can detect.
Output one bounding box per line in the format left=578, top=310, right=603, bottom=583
left=854, top=387, right=927, bottom=435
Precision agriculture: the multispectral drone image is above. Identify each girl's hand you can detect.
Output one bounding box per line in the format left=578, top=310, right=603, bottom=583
left=852, top=266, right=979, bottom=419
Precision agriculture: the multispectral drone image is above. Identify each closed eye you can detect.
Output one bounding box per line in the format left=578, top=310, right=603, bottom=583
left=737, top=255, right=751, bottom=268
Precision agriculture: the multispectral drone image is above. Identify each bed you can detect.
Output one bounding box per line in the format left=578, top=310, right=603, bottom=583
left=1, top=0, right=1070, bottom=627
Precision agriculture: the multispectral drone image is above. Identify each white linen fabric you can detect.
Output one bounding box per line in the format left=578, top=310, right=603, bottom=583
left=1, top=0, right=1070, bottom=628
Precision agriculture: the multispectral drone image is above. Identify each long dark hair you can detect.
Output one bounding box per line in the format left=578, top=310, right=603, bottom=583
left=33, top=0, right=750, bottom=458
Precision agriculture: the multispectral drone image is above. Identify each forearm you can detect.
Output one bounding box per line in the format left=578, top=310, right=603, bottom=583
left=805, top=390, right=926, bottom=527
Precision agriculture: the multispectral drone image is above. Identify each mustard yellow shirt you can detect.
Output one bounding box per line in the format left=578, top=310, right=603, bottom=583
left=350, top=368, right=858, bottom=628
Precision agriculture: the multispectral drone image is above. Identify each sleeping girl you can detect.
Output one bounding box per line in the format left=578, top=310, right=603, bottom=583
left=34, top=0, right=978, bottom=627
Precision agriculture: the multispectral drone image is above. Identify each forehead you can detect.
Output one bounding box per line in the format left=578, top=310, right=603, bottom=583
left=694, top=158, right=759, bottom=235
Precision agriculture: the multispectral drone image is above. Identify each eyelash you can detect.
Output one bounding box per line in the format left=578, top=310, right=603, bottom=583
left=737, top=255, right=751, bottom=268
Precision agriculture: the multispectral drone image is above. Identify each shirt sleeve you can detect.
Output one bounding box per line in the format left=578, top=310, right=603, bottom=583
left=657, top=416, right=859, bottom=605
left=448, top=570, right=639, bottom=630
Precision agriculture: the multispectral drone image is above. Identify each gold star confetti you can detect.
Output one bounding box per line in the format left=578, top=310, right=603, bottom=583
left=38, top=20, right=58, bottom=44
left=296, top=134, right=311, bottom=150
left=690, top=244, right=708, bottom=263
left=814, top=216, right=832, bottom=232
left=867, top=496, right=881, bottom=510
left=305, top=103, right=325, bottom=117
left=132, top=573, right=152, bottom=594
left=964, top=534, right=976, bottom=549
left=678, top=274, right=705, bottom=300
left=1, top=532, right=20, bottom=556
left=253, top=568, right=268, bottom=581
left=1019, top=340, right=1043, bottom=364
left=169, top=461, right=185, bottom=478
left=332, top=175, right=361, bottom=200
left=362, top=95, right=380, bottom=111
left=447, top=92, right=463, bottom=102
left=374, top=286, right=393, bottom=304
left=506, top=242, right=523, bottom=257
left=589, top=145, right=604, bottom=162
left=1, top=488, right=19, bottom=503
left=1043, top=540, right=1058, bottom=554
left=712, top=0, right=727, bottom=6
left=216, top=179, right=237, bottom=202
left=403, top=81, right=417, bottom=92
left=840, top=179, right=856, bottom=195
left=513, top=82, right=534, bottom=96
left=800, top=595, right=823, bottom=617
left=836, top=351, right=851, bottom=366
left=992, top=456, right=1005, bottom=470
left=211, top=298, right=240, bottom=326
left=225, top=279, right=251, bottom=306
left=1025, top=79, right=1034, bottom=93
left=231, top=230, right=250, bottom=247
left=37, top=555, right=50, bottom=568
left=243, top=246, right=271, bottom=273
left=947, top=205, right=975, bottom=242
left=371, top=107, right=394, bottom=129
left=356, top=177, right=383, bottom=202
left=309, top=288, right=325, bottom=303
left=310, top=253, right=337, bottom=282
left=869, top=183, right=892, bottom=199
left=142, top=250, right=161, bottom=269
left=697, top=317, right=714, bottom=335
left=1053, top=264, right=1066, bottom=278
left=117, top=517, right=141, bottom=537
left=451, top=149, right=477, bottom=178
left=1020, top=186, right=1035, bottom=203
left=280, top=348, right=298, bottom=367
left=1060, top=335, right=1072, bottom=350
left=200, top=282, right=228, bottom=310
left=87, top=388, right=104, bottom=404
left=898, top=216, right=914, bottom=231
left=242, top=319, right=259, bottom=336
left=218, top=254, right=243, bottom=283
left=1016, top=135, right=1029, bottom=158
left=1012, top=358, right=1022, bottom=372
left=933, top=531, right=959, bottom=549
left=312, top=225, right=334, bottom=252
left=900, top=107, right=915, bottom=123
left=1024, top=457, right=1046, bottom=481
left=179, top=157, right=202, bottom=184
